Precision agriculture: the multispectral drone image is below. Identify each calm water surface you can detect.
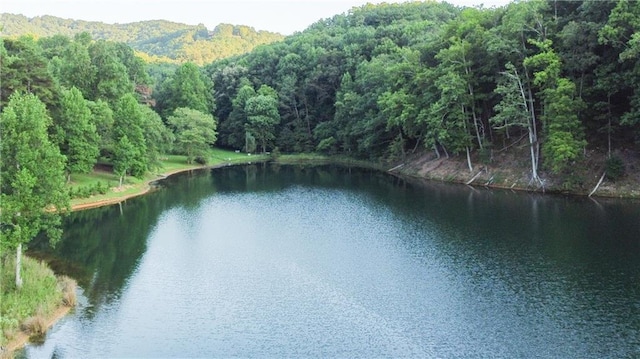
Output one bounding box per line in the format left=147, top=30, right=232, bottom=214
left=22, top=164, right=640, bottom=358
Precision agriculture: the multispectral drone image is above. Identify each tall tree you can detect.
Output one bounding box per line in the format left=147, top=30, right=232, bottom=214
left=88, top=40, right=133, bottom=104
left=112, top=135, right=137, bottom=187
left=245, top=85, right=280, bottom=153
left=598, top=0, right=640, bottom=142
left=141, top=106, right=174, bottom=170
left=525, top=39, right=585, bottom=174
left=86, top=99, right=114, bottom=155
left=168, top=107, right=217, bottom=164
left=57, top=87, right=100, bottom=181
left=490, top=62, right=541, bottom=182
left=0, top=36, right=60, bottom=109
left=58, top=39, right=95, bottom=97
left=112, top=94, right=147, bottom=181
left=0, top=92, right=69, bottom=288
left=156, top=62, right=212, bottom=118
left=224, top=82, right=256, bottom=150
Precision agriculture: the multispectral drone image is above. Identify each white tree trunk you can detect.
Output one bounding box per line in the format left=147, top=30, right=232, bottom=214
left=512, top=66, right=540, bottom=184
left=466, top=146, right=473, bottom=172
left=16, top=243, right=23, bottom=288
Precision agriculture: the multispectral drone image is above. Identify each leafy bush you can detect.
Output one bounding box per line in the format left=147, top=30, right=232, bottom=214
left=605, top=156, right=625, bottom=181
left=69, top=181, right=110, bottom=198
left=194, top=156, right=207, bottom=165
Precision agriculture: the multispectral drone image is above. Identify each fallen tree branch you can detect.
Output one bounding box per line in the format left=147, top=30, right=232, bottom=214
left=589, top=172, right=606, bottom=197
left=466, top=169, right=484, bottom=185
left=388, top=163, right=405, bottom=172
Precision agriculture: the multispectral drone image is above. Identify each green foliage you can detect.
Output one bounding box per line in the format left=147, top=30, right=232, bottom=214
left=112, top=94, right=148, bottom=178
left=0, top=14, right=285, bottom=65
left=0, top=256, right=66, bottom=347
left=57, top=87, right=100, bottom=176
left=69, top=181, right=110, bottom=199
left=543, top=131, right=583, bottom=174
left=245, top=86, right=280, bottom=153
left=222, top=83, right=256, bottom=150
left=168, top=107, right=218, bottom=164
left=0, top=92, right=69, bottom=253
left=3, top=0, right=640, bottom=192
left=0, top=36, right=59, bottom=108
left=606, top=155, right=626, bottom=181
left=86, top=99, right=114, bottom=154
left=89, top=40, right=135, bottom=104
left=155, top=62, right=212, bottom=117
left=141, top=105, right=175, bottom=170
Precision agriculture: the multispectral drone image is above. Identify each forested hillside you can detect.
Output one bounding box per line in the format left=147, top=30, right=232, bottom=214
left=0, top=14, right=284, bottom=64
left=197, top=0, right=639, bottom=191
left=1, top=0, right=639, bottom=195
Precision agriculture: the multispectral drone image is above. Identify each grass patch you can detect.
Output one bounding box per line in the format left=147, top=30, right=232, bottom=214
left=69, top=171, right=118, bottom=189
left=68, top=148, right=269, bottom=208
left=0, top=255, right=75, bottom=347
left=67, top=149, right=384, bottom=209
left=275, top=153, right=385, bottom=170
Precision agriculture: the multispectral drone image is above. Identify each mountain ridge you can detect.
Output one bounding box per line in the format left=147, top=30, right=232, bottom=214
left=0, top=13, right=285, bottom=64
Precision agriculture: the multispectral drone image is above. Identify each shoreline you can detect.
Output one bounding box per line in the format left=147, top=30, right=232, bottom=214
left=70, top=160, right=268, bottom=212
left=70, top=165, right=207, bottom=211
left=4, top=162, right=254, bottom=357
left=70, top=156, right=639, bottom=214
left=7, top=155, right=635, bottom=356
left=2, top=306, right=71, bottom=358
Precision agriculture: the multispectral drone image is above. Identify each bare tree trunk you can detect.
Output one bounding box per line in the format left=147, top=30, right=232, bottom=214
left=434, top=143, right=441, bottom=159
left=16, top=243, right=23, bottom=288
left=119, top=174, right=124, bottom=188
left=511, top=65, right=540, bottom=184
left=525, top=84, right=540, bottom=181
left=466, top=146, right=473, bottom=172
left=589, top=172, right=606, bottom=197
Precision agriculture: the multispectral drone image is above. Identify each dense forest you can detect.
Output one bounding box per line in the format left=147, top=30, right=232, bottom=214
left=0, top=14, right=285, bottom=64
left=199, top=0, right=638, bottom=188
left=2, top=0, right=640, bottom=212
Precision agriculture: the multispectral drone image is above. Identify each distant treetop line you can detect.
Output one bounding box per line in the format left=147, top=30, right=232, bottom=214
left=0, top=13, right=285, bottom=65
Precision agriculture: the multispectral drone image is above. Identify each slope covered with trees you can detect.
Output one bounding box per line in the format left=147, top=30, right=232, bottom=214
left=2, top=0, right=640, bottom=269
left=200, top=0, right=639, bottom=192
left=0, top=14, right=284, bottom=64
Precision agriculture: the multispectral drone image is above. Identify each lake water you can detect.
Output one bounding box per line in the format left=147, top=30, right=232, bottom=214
left=21, top=164, right=640, bottom=358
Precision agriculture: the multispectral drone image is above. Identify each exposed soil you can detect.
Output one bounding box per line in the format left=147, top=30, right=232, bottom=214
left=397, top=145, right=640, bottom=199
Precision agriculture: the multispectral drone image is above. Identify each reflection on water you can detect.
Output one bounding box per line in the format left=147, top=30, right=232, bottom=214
left=22, top=164, right=640, bottom=358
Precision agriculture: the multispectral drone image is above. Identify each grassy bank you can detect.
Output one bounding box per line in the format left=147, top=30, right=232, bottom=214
left=274, top=153, right=387, bottom=170
left=69, top=149, right=268, bottom=210
left=0, top=255, right=77, bottom=354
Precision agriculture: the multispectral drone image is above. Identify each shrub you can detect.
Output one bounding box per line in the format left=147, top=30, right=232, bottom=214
left=20, top=314, right=47, bottom=336
left=194, top=156, right=207, bottom=165
left=58, top=276, right=77, bottom=307
left=606, top=156, right=625, bottom=181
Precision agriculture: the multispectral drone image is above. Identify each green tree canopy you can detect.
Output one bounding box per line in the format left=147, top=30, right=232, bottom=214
left=112, top=94, right=148, bottom=180
left=245, top=85, right=280, bottom=153
left=168, top=107, right=217, bottom=163
left=57, top=86, right=100, bottom=180
left=0, top=92, right=69, bottom=287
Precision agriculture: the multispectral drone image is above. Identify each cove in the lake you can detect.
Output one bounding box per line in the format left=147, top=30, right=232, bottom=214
left=22, top=164, right=640, bottom=358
